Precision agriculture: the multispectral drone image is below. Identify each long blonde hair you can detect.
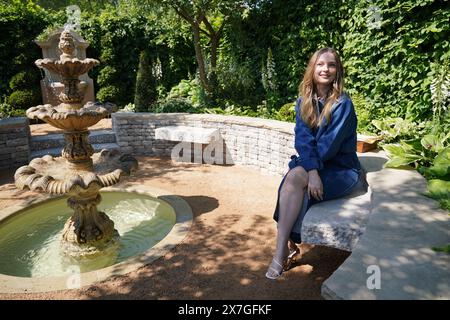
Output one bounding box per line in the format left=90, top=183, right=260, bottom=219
left=299, top=47, right=344, bottom=128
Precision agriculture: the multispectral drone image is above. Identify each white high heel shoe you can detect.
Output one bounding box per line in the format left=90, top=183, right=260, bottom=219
left=265, top=259, right=285, bottom=280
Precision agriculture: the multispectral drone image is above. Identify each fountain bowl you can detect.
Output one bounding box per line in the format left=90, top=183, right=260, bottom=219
left=0, top=185, right=193, bottom=293
left=36, top=58, right=99, bottom=79
left=26, top=101, right=117, bottom=131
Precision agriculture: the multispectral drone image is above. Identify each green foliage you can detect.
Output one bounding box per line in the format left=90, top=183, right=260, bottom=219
left=88, top=9, right=154, bottom=105
left=148, top=0, right=245, bottom=97
left=97, top=85, right=122, bottom=103
left=154, top=99, right=197, bottom=113
left=343, top=0, right=450, bottom=123
left=383, top=133, right=450, bottom=212
left=261, top=47, right=281, bottom=109
left=225, top=0, right=347, bottom=107
left=96, top=66, right=118, bottom=86
left=351, top=92, right=374, bottom=133
left=134, top=50, right=158, bottom=112
left=203, top=104, right=259, bottom=117
left=421, top=146, right=450, bottom=180
left=372, top=117, right=426, bottom=143
left=430, top=59, right=450, bottom=127
left=7, top=89, right=41, bottom=110
left=432, top=244, right=450, bottom=254
left=1, top=0, right=449, bottom=134
left=426, top=178, right=450, bottom=212
left=216, top=53, right=260, bottom=107
left=117, top=102, right=136, bottom=113
left=201, top=102, right=278, bottom=119
left=165, top=79, right=207, bottom=108
left=0, top=101, right=26, bottom=118
left=427, top=179, right=450, bottom=197
left=34, top=0, right=115, bottom=13
left=274, top=101, right=296, bottom=122
left=9, top=71, right=39, bottom=91
left=383, top=132, right=449, bottom=169
left=0, top=0, right=51, bottom=96
left=78, top=5, right=195, bottom=106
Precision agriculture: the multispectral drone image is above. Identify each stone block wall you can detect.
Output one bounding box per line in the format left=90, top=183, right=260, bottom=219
left=0, top=117, right=30, bottom=171
left=112, top=113, right=296, bottom=176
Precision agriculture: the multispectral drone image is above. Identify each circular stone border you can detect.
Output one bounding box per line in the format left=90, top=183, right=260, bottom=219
left=0, top=184, right=193, bottom=293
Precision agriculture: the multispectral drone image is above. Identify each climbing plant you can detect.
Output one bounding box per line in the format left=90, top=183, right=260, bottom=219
left=343, top=0, right=450, bottom=123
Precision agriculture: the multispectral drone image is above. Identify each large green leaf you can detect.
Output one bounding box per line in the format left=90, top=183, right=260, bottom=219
left=434, top=147, right=450, bottom=166
left=384, top=154, right=422, bottom=168
left=427, top=179, right=450, bottom=198
left=421, top=134, right=443, bottom=153
left=400, top=138, right=422, bottom=153
left=424, top=147, right=450, bottom=179
left=383, top=144, right=407, bottom=157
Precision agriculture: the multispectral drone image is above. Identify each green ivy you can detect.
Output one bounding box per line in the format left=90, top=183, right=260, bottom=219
left=343, top=0, right=450, bottom=123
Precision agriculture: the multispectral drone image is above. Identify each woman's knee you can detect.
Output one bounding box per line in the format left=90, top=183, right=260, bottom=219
left=284, top=166, right=308, bottom=189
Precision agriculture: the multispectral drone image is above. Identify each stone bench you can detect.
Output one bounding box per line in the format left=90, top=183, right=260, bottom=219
left=322, top=151, right=450, bottom=300
left=154, top=126, right=222, bottom=163
left=301, top=175, right=372, bottom=252
left=155, top=125, right=219, bottom=144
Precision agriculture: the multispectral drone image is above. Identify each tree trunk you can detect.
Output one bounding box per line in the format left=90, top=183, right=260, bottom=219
left=207, top=33, right=220, bottom=98
left=192, top=22, right=211, bottom=93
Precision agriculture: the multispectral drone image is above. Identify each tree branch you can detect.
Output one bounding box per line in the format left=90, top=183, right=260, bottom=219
left=200, top=12, right=216, bottom=37
left=170, top=4, right=194, bottom=26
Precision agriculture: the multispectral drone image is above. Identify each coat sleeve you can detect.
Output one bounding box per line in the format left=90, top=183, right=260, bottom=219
left=294, top=98, right=323, bottom=171
left=316, top=97, right=357, bottom=162
left=294, top=96, right=356, bottom=171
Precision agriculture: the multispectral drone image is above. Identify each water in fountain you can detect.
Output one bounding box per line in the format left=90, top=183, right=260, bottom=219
left=0, top=192, right=175, bottom=277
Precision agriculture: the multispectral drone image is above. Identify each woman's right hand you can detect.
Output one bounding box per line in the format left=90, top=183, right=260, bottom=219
left=308, top=170, right=323, bottom=201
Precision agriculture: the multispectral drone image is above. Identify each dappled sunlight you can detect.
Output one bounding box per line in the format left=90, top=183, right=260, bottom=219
left=0, top=156, right=350, bottom=299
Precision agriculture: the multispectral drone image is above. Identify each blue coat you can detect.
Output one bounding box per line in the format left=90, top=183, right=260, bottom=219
left=273, top=93, right=363, bottom=243
left=292, top=93, right=361, bottom=195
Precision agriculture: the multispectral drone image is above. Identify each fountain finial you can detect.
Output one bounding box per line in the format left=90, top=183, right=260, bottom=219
left=58, top=29, right=76, bottom=61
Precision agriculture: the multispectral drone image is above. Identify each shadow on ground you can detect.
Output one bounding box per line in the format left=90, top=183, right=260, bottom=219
left=0, top=156, right=350, bottom=300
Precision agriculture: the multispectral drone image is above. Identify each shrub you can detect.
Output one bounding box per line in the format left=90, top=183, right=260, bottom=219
left=0, top=1, right=50, bottom=96
left=154, top=99, right=196, bottom=113
left=166, top=79, right=206, bottom=108
left=9, top=71, right=39, bottom=91
left=134, top=50, right=157, bottom=112
left=275, top=101, right=296, bottom=122
left=97, top=66, right=118, bottom=87
left=350, top=92, right=374, bottom=134
left=96, top=85, right=122, bottom=103
left=7, top=89, right=41, bottom=110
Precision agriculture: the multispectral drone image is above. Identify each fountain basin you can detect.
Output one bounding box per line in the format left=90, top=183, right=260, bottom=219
left=0, top=185, right=193, bottom=293
left=35, top=58, right=99, bottom=78
left=26, top=102, right=116, bottom=131
left=15, top=150, right=138, bottom=194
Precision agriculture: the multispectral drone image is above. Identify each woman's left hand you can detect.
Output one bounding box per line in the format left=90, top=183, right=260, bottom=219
left=307, top=170, right=324, bottom=201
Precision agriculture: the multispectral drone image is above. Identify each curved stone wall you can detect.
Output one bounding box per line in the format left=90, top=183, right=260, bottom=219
left=0, top=117, right=30, bottom=171
left=112, top=113, right=296, bottom=176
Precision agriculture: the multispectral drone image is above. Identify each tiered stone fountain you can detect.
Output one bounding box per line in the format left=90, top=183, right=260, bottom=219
left=14, top=29, right=138, bottom=259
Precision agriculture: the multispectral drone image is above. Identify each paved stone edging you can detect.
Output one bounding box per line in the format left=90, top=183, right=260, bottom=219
left=322, top=151, right=450, bottom=300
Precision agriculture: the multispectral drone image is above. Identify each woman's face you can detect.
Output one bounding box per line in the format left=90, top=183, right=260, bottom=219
left=313, top=52, right=337, bottom=88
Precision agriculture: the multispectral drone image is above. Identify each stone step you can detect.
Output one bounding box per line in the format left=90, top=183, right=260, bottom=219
left=30, top=130, right=116, bottom=151
left=30, top=142, right=121, bottom=159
